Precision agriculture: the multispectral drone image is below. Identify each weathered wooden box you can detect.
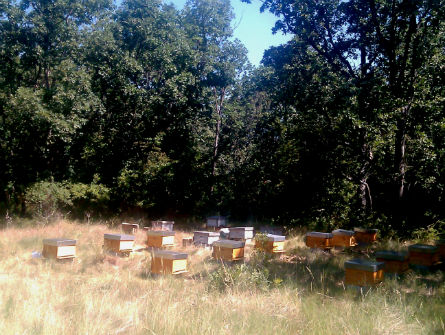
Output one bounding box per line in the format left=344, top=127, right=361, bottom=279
left=206, top=216, right=227, bottom=228
left=193, top=231, right=220, bottom=246
left=212, top=240, right=245, bottom=261
left=42, top=238, right=76, bottom=259
left=408, top=244, right=439, bottom=267
left=332, top=229, right=357, bottom=247
left=104, top=234, right=135, bottom=255
left=151, top=220, right=174, bottom=231
left=121, top=222, right=139, bottom=235
left=146, top=230, right=175, bottom=248
left=305, top=232, right=333, bottom=249
left=255, top=234, right=285, bottom=254
left=354, top=227, right=378, bottom=244
left=228, top=227, right=255, bottom=240
left=151, top=250, right=188, bottom=275
left=345, top=259, right=384, bottom=286
left=375, top=250, right=409, bottom=274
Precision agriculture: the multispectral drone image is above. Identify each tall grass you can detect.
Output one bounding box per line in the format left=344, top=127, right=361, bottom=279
left=0, top=220, right=443, bottom=334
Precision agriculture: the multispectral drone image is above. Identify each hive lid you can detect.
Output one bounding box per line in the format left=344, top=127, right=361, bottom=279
left=194, top=231, right=220, bottom=237
left=152, top=220, right=174, bottom=225
left=332, top=229, right=354, bottom=236
left=207, top=216, right=226, bottom=219
left=43, top=238, right=76, bottom=246
left=306, top=232, right=333, bottom=239
left=122, top=223, right=139, bottom=228
left=408, top=244, right=438, bottom=253
left=146, top=230, right=175, bottom=236
left=354, top=227, right=379, bottom=234
left=375, top=250, right=408, bottom=261
left=229, top=227, right=254, bottom=231
left=213, top=239, right=245, bottom=248
left=152, top=250, right=188, bottom=260
left=345, top=258, right=384, bottom=272
left=266, top=234, right=285, bottom=242
left=104, top=234, right=135, bottom=241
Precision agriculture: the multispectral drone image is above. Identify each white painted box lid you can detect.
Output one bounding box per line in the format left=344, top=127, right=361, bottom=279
left=213, top=240, right=245, bottom=248
left=266, top=234, right=285, bottom=242
left=104, top=234, right=135, bottom=241
left=43, top=238, right=76, bottom=246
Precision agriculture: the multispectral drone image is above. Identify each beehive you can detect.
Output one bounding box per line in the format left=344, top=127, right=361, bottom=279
left=212, top=240, right=245, bottom=261
left=332, top=229, right=357, bottom=247
left=228, top=227, right=255, bottom=241
left=408, top=244, right=439, bottom=267
left=42, top=238, right=76, bottom=260
left=151, top=250, right=188, bottom=275
left=146, top=230, right=175, bottom=248
left=375, top=250, right=409, bottom=274
left=345, top=259, right=384, bottom=286
left=305, top=232, right=333, bottom=249
left=255, top=234, right=285, bottom=254
left=354, top=227, right=378, bottom=244
left=121, top=222, right=139, bottom=235
left=193, top=231, right=220, bottom=246
left=151, top=220, right=174, bottom=231
left=182, top=237, right=193, bottom=247
left=103, top=234, right=135, bottom=255
left=206, top=216, right=227, bottom=228
left=437, top=240, right=445, bottom=260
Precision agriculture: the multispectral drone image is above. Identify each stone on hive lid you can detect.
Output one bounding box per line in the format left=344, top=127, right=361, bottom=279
left=306, top=232, right=333, bottom=238
left=345, top=258, right=384, bottom=272
left=213, top=239, right=245, bottom=248
left=104, top=234, right=135, bottom=241
left=153, top=250, right=188, bottom=260
left=43, top=238, right=76, bottom=246
left=146, top=230, right=175, bottom=236
left=332, top=229, right=354, bottom=236
left=408, top=244, right=438, bottom=253
left=375, top=250, right=408, bottom=261
left=266, top=234, right=285, bottom=242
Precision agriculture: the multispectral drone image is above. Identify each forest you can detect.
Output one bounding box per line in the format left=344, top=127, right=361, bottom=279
left=1, top=0, right=444, bottom=237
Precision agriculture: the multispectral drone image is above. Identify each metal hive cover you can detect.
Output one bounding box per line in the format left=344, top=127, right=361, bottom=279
left=408, top=244, right=438, bottom=253
left=194, top=231, right=220, bottom=237
left=104, top=234, right=135, bottom=241
left=332, top=229, right=354, bottom=236
left=213, top=239, right=245, bottom=248
left=43, top=238, right=77, bottom=246
left=345, top=258, right=384, bottom=272
left=306, top=232, right=333, bottom=238
left=146, top=230, right=175, bottom=236
left=375, top=250, right=408, bottom=261
left=153, top=250, right=188, bottom=260
left=266, top=234, right=285, bottom=242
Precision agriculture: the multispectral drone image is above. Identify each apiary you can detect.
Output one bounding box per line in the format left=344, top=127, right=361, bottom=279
left=146, top=230, right=175, bottom=248
left=332, top=229, right=357, bottom=247
left=42, top=238, right=76, bottom=260
left=305, top=232, right=333, bottom=249
left=103, top=234, right=135, bottom=255
left=408, top=244, right=439, bottom=267
left=151, top=220, right=174, bottom=231
left=345, top=258, right=384, bottom=286
left=212, top=240, right=245, bottom=261
left=375, top=250, right=409, bottom=274
left=121, top=222, right=139, bottom=235
left=193, top=231, right=220, bottom=246
left=354, top=227, right=378, bottom=244
left=206, top=216, right=227, bottom=228
left=151, top=250, right=188, bottom=275
left=254, top=234, right=285, bottom=254
left=228, top=227, right=254, bottom=241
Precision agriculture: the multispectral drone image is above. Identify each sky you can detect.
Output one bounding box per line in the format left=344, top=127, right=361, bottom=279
left=165, top=0, right=293, bottom=66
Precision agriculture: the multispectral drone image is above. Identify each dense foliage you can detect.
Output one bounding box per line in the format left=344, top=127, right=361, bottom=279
left=0, top=0, right=444, bottom=235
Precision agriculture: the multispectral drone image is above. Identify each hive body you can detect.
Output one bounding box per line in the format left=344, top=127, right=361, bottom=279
left=42, top=239, right=76, bottom=259
left=345, top=259, right=384, bottom=286
left=121, top=223, right=139, bottom=235
left=212, top=240, right=245, bottom=261
left=255, top=234, right=285, bottom=254
left=305, top=232, right=333, bottom=249
left=103, top=234, right=135, bottom=255
left=332, top=229, right=356, bottom=247
left=375, top=251, right=409, bottom=274
left=206, top=216, right=227, bottom=228
left=151, top=250, right=188, bottom=274
left=408, top=244, right=439, bottom=267
left=146, top=230, right=175, bottom=248
left=228, top=227, right=254, bottom=241
left=193, top=231, right=220, bottom=246
left=354, top=228, right=378, bottom=244
left=151, top=221, right=174, bottom=231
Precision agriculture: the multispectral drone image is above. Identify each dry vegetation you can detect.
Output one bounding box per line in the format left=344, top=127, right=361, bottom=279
left=0, top=220, right=444, bottom=335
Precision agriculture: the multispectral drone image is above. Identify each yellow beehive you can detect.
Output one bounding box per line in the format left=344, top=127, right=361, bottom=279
left=121, top=222, right=139, bottom=235
left=103, top=234, right=135, bottom=255
left=375, top=250, right=409, bottom=274
left=151, top=250, right=188, bottom=275
left=408, top=244, right=439, bottom=267
left=255, top=234, right=285, bottom=254
left=212, top=240, right=245, bottom=261
left=354, top=227, right=378, bottom=244
left=305, top=232, right=333, bottom=249
left=146, top=230, right=175, bottom=248
left=332, top=229, right=357, bottom=248
left=345, top=259, right=384, bottom=286
left=42, top=238, right=76, bottom=260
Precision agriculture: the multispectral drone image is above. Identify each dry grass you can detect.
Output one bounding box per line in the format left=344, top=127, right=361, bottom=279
left=0, top=220, right=443, bottom=334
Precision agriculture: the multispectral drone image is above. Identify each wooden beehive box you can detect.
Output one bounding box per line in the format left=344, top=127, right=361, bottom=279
left=345, top=258, right=384, bottom=286
left=305, top=232, right=333, bottom=249
left=354, top=227, right=378, bottom=244
left=332, top=229, right=357, bottom=247
left=42, top=238, right=76, bottom=260
left=121, top=222, right=139, bottom=235
left=193, top=231, right=220, bottom=246
left=206, top=216, right=227, bottom=228
left=182, top=237, right=193, bottom=247
left=408, top=244, right=439, bottom=267
left=104, top=234, right=135, bottom=255
left=255, top=234, right=285, bottom=254
left=151, top=250, right=188, bottom=275
left=228, top=227, right=254, bottom=241
left=146, top=230, right=175, bottom=248
left=151, top=220, right=174, bottom=231
left=375, top=250, right=409, bottom=274
left=212, top=240, right=245, bottom=261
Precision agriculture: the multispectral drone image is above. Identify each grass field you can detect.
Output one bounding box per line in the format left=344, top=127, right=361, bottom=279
left=0, top=220, right=444, bottom=334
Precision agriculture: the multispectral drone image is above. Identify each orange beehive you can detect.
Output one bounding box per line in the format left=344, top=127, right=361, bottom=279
left=254, top=234, right=285, bottom=254
left=103, top=234, right=135, bottom=255
left=305, top=232, right=333, bottom=249
left=212, top=240, right=245, bottom=261
left=146, top=230, right=175, bottom=248
left=375, top=250, right=409, bottom=274
left=42, top=238, right=76, bottom=260
left=332, top=229, right=357, bottom=247
left=408, top=244, right=439, bottom=267
left=121, top=222, right=139, bottom=235
left=151, top=250, right=188, bottom=275
left=354, top=228, right=378, bottom=244
left=345, top=259, right=384, bottom=286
